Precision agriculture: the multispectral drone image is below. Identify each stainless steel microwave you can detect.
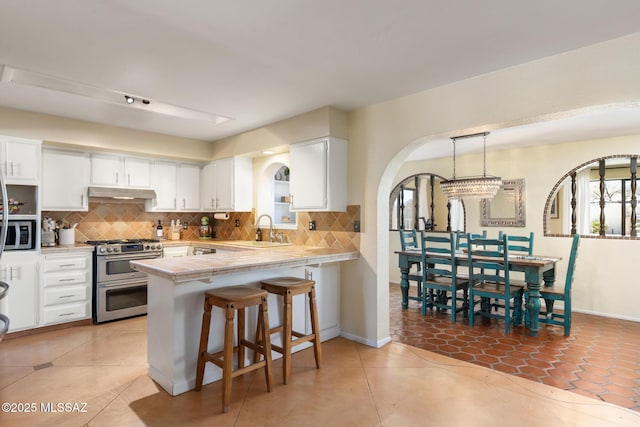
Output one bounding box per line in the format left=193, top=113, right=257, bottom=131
left=1, top=220, right=36, bottom=250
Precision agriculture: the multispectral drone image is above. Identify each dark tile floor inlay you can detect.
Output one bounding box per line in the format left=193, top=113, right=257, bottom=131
left=33, top=362, right=54, bottom=371
left=389, top=283, right=640, bottom=412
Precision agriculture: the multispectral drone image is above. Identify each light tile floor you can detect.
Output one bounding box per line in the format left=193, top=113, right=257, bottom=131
left=0, top=315, right=639, bottom=426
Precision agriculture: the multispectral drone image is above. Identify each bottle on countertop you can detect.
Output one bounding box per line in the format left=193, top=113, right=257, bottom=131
left=156, top=220, right=163, bottom=239
left=256, top=227, right=262, bottom=242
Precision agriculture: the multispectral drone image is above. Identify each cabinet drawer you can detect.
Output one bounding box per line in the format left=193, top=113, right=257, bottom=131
left=44, top=256, right=90, bottom=272
left=43, top=285, right=88, bottom=306
left=43, top=302, right=89, bottom=324
left=44, top=270, right=89, bottom=287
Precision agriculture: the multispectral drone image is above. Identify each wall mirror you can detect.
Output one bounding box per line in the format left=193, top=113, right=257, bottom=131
left=389, top=173, right=465, bottom=232
left=545, top=155, right=639, bottom=238
left=481, top=178, right=526, bottom=227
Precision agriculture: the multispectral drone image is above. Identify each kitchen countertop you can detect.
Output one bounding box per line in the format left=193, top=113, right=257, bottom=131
left=131, top=245, right=359, bottom=283
left=40, top=243, right=95, bottom=254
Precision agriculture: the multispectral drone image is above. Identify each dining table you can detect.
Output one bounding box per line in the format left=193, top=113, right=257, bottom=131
left=395, top=249, right=562, bottom=336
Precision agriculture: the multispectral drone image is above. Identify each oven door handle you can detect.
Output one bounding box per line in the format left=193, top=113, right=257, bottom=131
left=102, top=254, right=161, bottom=261
left=99, top=279, right=148, bottom=289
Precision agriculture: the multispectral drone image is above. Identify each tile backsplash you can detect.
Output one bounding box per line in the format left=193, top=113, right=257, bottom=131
left=43, top=201, right=360, bottom=251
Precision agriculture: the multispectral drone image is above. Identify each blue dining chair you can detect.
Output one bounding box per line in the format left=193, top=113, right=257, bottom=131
left=399, top=229, right=422, bottom=303
left=420, top=232, right=469, bottom=321
left=524, top=234, right=580, bottom=336
left=494, top=231, right=534, bottom=307
left=467, top=234, right=523, bottom=333
left=498, top=231, right=534, bottom=255
left=455, top=230, right=487, bottom=251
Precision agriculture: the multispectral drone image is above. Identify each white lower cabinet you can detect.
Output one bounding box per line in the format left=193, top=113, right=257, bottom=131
left=41, top=252, right=92, bottom=326
left=0, top=252, right=39, bottom=332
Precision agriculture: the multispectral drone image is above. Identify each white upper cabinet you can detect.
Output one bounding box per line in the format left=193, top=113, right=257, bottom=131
left=0, top=136, right=41, bottom=184
left=41, top=148, right=90, bottom=211
left=289, top=137, right=347, bottom=212
left=146, top=160, right=178, bottom=211
left=177, top=162, right=201, bottom=211
left=201, top=156, right=252, bottom=212
left=90, top=152, right=151, bottom=188
left=146, top=161, right=200, bottom=212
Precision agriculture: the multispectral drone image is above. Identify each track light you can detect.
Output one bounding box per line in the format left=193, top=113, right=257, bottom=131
left=124, top=95, right=135, bottom=104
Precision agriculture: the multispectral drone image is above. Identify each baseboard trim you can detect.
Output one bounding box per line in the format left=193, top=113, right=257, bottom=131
left=340, top=331, right=391, bottom=348
left=4, top=319, right=92, bottom=340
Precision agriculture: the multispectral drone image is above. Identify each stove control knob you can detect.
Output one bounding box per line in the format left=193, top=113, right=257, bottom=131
left=106, top=247, right=113, bottom=253
left=114, top=247, right=120, bottom=252
left=99, top=247, right=105, bottom=254
left=145, top=245, right=150, bottom=250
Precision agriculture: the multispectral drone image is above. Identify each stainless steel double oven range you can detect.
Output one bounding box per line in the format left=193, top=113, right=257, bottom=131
left=87, top=239, right=163, bottom=323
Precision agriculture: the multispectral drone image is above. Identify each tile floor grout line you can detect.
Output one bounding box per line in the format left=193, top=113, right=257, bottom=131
left=356, top=342, right=384, bottom=427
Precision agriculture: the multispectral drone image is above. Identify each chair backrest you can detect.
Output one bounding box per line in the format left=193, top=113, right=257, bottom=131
left=563, top=234, right=580, bottom=295
left=455, top=230, right=487, bottom=250
left=420, top=231, right=457, bottom=279
left=498, top=231, right=534, bottom=255
left=467, top=234, right=510, bottom=287
left=399, top=229, right=419, bottom=251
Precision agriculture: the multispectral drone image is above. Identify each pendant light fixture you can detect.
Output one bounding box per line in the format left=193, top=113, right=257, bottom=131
left=440, top=131, right=502, bottom=200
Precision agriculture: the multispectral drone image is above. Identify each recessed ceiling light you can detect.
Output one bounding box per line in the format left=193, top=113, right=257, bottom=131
left=0, top=65, right=232, bottom=125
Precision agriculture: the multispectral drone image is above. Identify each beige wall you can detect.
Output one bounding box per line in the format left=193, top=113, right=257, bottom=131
left=210, top=106, right=349, bottom=159
left=346, top=33, right=640, bottom=346
left=0, top=106, right=211, bottom=160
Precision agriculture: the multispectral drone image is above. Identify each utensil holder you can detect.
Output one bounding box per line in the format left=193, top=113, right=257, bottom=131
left=59, top=228, right=75, bottom=245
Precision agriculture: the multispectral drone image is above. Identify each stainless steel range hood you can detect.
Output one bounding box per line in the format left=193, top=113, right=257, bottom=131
left=88, top=186, right=156, bottom=200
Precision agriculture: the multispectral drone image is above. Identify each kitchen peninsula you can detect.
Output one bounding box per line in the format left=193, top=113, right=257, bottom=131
left=131, top=243, right=359, bottom=396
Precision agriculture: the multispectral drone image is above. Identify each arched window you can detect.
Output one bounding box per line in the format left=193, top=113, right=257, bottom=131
left=544, top=155, right=639, bottom=238
left=389, top=173, right=465, bottom=232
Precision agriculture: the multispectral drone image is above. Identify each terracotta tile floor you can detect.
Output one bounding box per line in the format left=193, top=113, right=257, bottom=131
left=389, top=283, right=640, bottom=412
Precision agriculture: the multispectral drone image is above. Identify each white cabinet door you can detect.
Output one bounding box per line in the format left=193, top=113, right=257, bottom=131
left=289, top=137, right=347, bottom=212
left=0, top=253, right=38, bottom=331
left=123, top=157, right=151, bottom=188
left=200, top=157, right=252, bottom=212
left=41, top=148, right=90, bottom=211
left=290, top=139, right=327, bottom=210
left=0, top=137, right=41, bottom=184
left=200, top=162, right=217, bottom=210
left=214, top=157, right=234, bottom=211
left=177, top=163, right=200, bottom=211
left=147, top=160, right=177, bottom=211
left=91, top=153, right=150, bottom=188
left=90, top=152, right=122, bottom=186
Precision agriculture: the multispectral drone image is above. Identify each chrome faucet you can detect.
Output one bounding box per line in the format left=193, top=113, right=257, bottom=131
left=255, top=214, right=274, bottom=242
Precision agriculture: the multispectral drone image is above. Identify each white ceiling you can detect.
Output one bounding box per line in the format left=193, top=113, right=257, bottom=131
left=1, top=1, right=640, bottom=148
